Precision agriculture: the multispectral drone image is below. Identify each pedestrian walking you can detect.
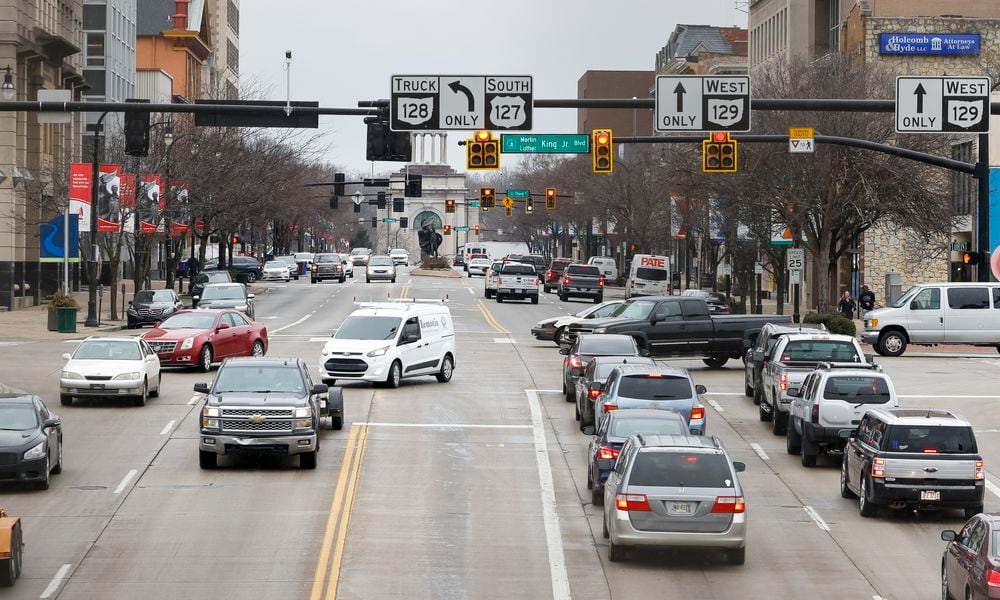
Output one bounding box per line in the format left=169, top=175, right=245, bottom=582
left=858, top=284, right=876, bottom=315
left=838, top=290, right=856, bottom=321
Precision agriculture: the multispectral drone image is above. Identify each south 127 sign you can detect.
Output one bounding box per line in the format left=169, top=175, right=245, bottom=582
left=390, top=75, right=533, bottom=131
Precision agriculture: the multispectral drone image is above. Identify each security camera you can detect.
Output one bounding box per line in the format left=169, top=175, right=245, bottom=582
left=285, top=50, right=292, bottom=59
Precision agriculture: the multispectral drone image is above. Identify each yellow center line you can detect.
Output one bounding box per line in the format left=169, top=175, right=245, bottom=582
left=325, top=424, right=370, bottom=599
left=477, top=300, right=510, bottom=334
left=398, top=285, right=410, bottom=299
left=309, top=425, right=360, bottom=600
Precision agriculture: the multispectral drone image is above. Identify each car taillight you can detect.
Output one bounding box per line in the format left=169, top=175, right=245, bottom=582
left=779, top=373, right=788, bottom=391
left=811, top=403, right=820, bottom=424
left=615, top=493, right=650, bottom=512
left=563, top=276, right=571, bottom=285
left=598, top=276, right=605, bottom=287
left=690, top=405, right=705, bottom=420
left=602, top=402, right=618, bottom=414
left=546, top=270, right=555, bottom=279
left=988, top=568, right=1000, bottom=587
left=629, top=280, right=635, bottom=287
left=568, top=356, right=582, bottom=368
left=497, top=277, right=503, bottom=285
left=588, top=388, right=602, bottom=399
left=976, top=460, right=985, bottom=480
left=871, top=457, right=885, bottom=478
left=597, top=446, right=619, bottom=460
left=711, top=496, right=745, bottom=514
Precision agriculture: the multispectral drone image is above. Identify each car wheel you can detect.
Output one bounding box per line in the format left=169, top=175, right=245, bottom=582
left=199, top=450, right=217, bottom=469
left=36, top=456, right=50, bottom=490
left=251, top=340, right=265, bottom=357
left=607, top=539, right=625, bottom=562
left=592, top=486, right=603, bottom=506
left=332, top=416, right=343, bottom=431
left=752, top=385, right=763, bottom=406
left=878, top=331, right=907, bottom=357
left=386, top=361, right=402, bottom=389
left=559, top=294, right=568, bottom=302
left=941, top=563, right=952, bottom=600
left=840, top=456, right=856, bottom=499
left=758, top=399, right=771, bottom=422
left=247, top=273, right=257, bottom=283
left=965, top=504, right=984, bottom=520
left=602, top=514, right=609, bottom=539
left=366, top=277, right=371, bottom=283
left=300, top=451, right=318, bottom=470
left=771, top=408, right=786, bottom=435
left=340, top=277, right=346, bottom=283
left=800, top=437, right=818, bottom=467
left=574, top=402, right=581, bottom=421
left=60, top=394, right=73, bottom=406
left=587, top=466, right=593, bottom=489
left=51, top=438, right=63, bottom=474
left=485, top=289, right=492, bottom=299
left=786, top=418, right=801, bottom=454
left=555, top=327, right=568, bottom=346
left=703, top=357, right=729, bottom=369
left=149, top=375, right=160, bottom=398
left=436, top=355, right=454, bottom=383
left=531, top=296, right=539, bottom=305
left=198, top=345, right=213, bottom=373
left=859, top=475, right=877, bottom=517
left=565, top=385, right=575, bottom=403
left=133, top=381, right=148, bottom=407
left=311, top=278, right=317, bottom=284
left=496, top=295, right=504, bottom=303
left=0, top=525, right=21, bottom=585
left=725, top=547, right=746, bottom=566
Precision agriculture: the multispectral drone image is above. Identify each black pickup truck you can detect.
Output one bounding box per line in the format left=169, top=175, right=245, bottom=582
left=566, top=296, right=792, bottom=368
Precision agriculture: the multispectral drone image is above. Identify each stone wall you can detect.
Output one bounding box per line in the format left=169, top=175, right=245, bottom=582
left=863, top=223, right=949, bottom=299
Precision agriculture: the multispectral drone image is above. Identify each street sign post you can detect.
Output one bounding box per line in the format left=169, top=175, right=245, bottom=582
left=788, top=127, right=815, bottom=154
left=455, top=226, right=470, bottom=232
left=382, top=218, right=398, bottom=223
left=654, top=75, right=751, bottom=132
left=895, top=76, right=990, bottom=133
left=469, top=200, right=480, bottom=208
left=390, top=75, right=533, bottom=131
left=787, top=248, right=805, bottom=271
left=507, top=189, right=530, bottom=198
left=500, top=134, right=590, bottom=154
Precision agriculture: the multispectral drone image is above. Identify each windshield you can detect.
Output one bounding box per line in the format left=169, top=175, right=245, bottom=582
left=886, top=425, right=977, bottom=454
left=335, top=316, right=401, bottom=341
left=213, top=366, right=305, bottom=395
left=628, top=452, right=734, bottom=488
left=207, top=272, right=231, bottom=282
left=612, top=300, right=656, bottom=320
left=294, top=253, right=314, bottom=261
left=618, top=375, right=692, bottom=399
left=134, top=290, right=173, bottom=303
left=350, top=249, right=369, bottom=256
left=369, top=256, right=392, bottom=266
left=567, top=265, right=600, bottom=276
left=579, top=336, right=636, bottom=355
left=0, top=405, right=38, bottom=430
left=610, top=416, right=686, bottom=438
left=159, top=312, right=217, bottom=330
left=502, top=265, right=535, bottom=275
left=891, top=286, right=922, bottom=308
left=74, top=340, right=141, bottom=360
left=315, top=254, right=340, bottom=263
left=201, top=286, right=244, bottom=300
left=264, top=261, right=286, bottom=269
left=780, top=340, right=862, bottom=362
left=823, top=376, right=892, bottom=404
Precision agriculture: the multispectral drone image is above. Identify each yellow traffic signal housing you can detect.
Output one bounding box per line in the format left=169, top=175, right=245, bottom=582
left=592, top=129, right=613, bottom=174
left=467, top=130, right=500, bottom=171
left=480, top=187, right=495, bottom=211
left=443, top=224, right=452, bottom=235
left=702, top=132, right=738, bottom=173
left=445, top=198, right=456, bottom=213
left=545, top=187, right=556, bottom=210
left=474, top=224, right=480, bottom=235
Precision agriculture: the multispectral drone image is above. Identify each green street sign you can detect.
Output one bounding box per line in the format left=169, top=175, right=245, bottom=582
left=501, top=134, right=590, bottom=154
left=469, top=200, right=480, bottom=208
left=507, top=189, right=530, bottom=198
left=455, top=226, right=470, bottom=232
left=382, top=218, right=398, bottom=223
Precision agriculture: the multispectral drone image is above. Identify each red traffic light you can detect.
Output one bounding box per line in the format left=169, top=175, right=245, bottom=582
left=712, top=131, right=728, bottom=143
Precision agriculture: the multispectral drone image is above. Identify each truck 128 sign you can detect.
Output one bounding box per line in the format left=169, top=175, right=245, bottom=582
left=390, top=75, right=533, bottom=132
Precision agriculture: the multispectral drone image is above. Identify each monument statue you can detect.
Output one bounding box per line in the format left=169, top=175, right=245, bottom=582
left=417, top=220, right=443, bottom=259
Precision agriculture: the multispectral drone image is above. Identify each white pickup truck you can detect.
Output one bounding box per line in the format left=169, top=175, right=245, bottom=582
left=495, top=263, right=540, bottom=304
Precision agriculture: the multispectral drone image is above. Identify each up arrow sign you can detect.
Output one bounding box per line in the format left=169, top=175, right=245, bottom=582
left=914, top=83, right=926, bottom=113
left=674, top=82, right=686, bottom=112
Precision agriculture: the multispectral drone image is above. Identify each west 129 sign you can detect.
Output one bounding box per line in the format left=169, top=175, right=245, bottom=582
left=390, top=75, right=533, bottom=132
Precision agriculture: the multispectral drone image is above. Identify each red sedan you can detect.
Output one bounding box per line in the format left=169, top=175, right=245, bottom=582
left=141, top=309, right=268, bottom=372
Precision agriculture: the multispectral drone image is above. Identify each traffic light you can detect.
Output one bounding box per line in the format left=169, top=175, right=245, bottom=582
left=467, top=130, right=500, bottom=171
left=445, top=198, right=456, bottom=213
left=443, top=224, right=452, bottom=235
left=393, top=197, right=404, bottom=213
left=353, top=201, right=361, bottom=213
left=474, top=224, right=480, bottom=235
left=962, top=250, right=981, bottom=265
left=333, top=173, right=346, bottom=196
left=405, top=173, right=422, bottom=197
left=399, top=216, right=408, bottom=229
left=505, top=206, right=513, bottom=217
left=592, top=129, right=613, bottom=174
left=231, top=234, right=240, bottom=245
left=329, top=195, right=338, bottom=210
left=371, top=216, right=377, bottom=228
left=526, top=197, right=534, bottom=213
left=124, top=107, right=151, bottom=157
left=480, top=187, right=495, bottom=211
left=545, top=187, right=557, bottom=210
left=702, top=132, right=738, bottom=173
left=377, top=191, right=386, bottom=209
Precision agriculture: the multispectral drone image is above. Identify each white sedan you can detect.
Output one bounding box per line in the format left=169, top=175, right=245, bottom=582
left=468, top=257, right=491, bottom=277
left=531, top=300, right=625, bottom=345
left=261, top=261, right=291, bottom=281
left=60, top=337, right=161, bottom=407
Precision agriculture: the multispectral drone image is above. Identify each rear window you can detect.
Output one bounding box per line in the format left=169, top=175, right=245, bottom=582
left=567, top=265, right=600, bottom=276
left=635, top=267, right=667, bottom=280
left=501, top=264, right=536, bottom=275
left=823, top=376, right=891, bottom=404
left=780, top=340, right=862, bottom=363
left=610, top=417, right=686, bottom=438
left=549, top=261, right=571, bottom=272
left=948, top=287, right=990, bottom=309
left=885, top=425, right=977, bottom=454
left=628, top=452, right=734, bottom=488
left=579, top=336, right=636, bottom=355
left=617, top=375, right=692, bottom=399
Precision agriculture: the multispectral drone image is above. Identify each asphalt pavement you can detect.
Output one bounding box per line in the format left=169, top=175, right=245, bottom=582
left=1, top=267, right=999, bottom=599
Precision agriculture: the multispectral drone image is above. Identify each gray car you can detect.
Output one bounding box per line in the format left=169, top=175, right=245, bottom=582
left=194, top=283, right=255, bottom=320
left=574, top=355, right=655, bottom=429
left=592, top=364, right=707, bottom=434
left=603, top=434, right=747, bottom=564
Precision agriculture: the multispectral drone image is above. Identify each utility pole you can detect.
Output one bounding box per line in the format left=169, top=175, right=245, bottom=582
left=84, top=111, right=109, bottom=327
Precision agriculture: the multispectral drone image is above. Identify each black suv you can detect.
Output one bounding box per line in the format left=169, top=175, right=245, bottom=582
left=190, top=270, right=233, bottom=307
left=127, top=289, right=185, bottom=328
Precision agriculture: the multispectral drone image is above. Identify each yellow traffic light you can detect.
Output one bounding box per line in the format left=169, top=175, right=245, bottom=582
left=467, top=131, right=500, bottom=171
left=474, top=224, right=480, bottom=235
left=545, top=187, right=556, bottom=210
left=480, top=187, right=495, bottom=211
left=443, top=224, right=452, bottom=235
left=702, top=132, right=738, bottom=173
left=592, top=129, right=613, bottom=174
left=445, top=198, right=456, bottom=213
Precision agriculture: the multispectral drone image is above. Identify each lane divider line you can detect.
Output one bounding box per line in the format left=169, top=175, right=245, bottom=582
left=159, top=420, right=176, bottom=435
left=803, top=505, right=831, bottom=532
left=750, top=443, right=770, bottom=461
left=188, top=395, right=200, bottom=406
left=309, top=425, right=361, bottom=600
left=706, top=398, right=724, bottom=413
left=39, top=563, right=72, bottom=599
left=476, top=300, right=510, bottom=334
left=273, top=314, right=312, bottom=333
left=113, top=469, right=138, bottom=495
left=325, top=424, right=370, bottom=599
left=986, top=478, right=1000, bottom=499
left=361, top=422, right=532, bottom=429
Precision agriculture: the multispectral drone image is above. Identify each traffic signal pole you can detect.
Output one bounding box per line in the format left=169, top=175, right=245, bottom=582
left=977, top=132, right=990, bottom=282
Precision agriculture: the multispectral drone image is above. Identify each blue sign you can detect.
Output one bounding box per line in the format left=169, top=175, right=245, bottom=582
left=39, top=213, right=79, bottom=263
left=990, top=168, right=1000, bottom=257
left=879, top=33, right=980, bottom=55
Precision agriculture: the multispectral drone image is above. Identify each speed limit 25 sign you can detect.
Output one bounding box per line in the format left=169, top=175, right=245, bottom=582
left=786, top=248, right=805, bottom=271
left=390, top=75, right=533, bottom=132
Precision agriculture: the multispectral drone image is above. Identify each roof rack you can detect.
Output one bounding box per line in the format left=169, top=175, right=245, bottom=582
left=354, top=296, right=449, bottom=308
left=815, top=361, right=882, bottom=372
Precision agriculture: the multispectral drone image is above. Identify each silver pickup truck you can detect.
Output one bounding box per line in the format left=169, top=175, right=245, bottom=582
left=495, top=263, right=540, bottom=304
left=755, top=332, right=866, bottom=435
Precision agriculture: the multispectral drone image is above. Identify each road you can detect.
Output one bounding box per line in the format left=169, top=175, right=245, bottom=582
left=2, top=268, right=999, bottom=599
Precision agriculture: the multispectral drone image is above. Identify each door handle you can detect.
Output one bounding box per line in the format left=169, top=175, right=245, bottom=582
left=939, top=317, right=943, bottom=324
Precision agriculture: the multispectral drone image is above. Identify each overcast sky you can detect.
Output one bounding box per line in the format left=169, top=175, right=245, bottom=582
left=240, top=0, right=747, bottom=174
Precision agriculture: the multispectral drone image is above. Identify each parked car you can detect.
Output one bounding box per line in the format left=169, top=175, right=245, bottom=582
left=591, top=364, right=707, bottom=435
left=389, top=249, right=410, bottom=266
left=575, top=355, right=655, bottom=428
left=588, top=256, right=619, bottom=281
left=532, top=300, right=624, bottom=345
left=743, top=322, right=826, bottom=401
left=273, top=255, right=300, bottom=280
left=60, top=337, right=161, bottom=406
left=262, top=260, right=292, bottom=282
left=190, top=270, right=234, bottom=307
left=543, top=258, right=573, bottom=293
left=602, top=434, right=747, bottom=564
left=467, top=256, right=491, bottom=277
left=585, top=409, right=689, bottom=504
left=311, top=253, right=346, bottom=284
left=560, top=334, right=647, bottom=403
left=126, top=289, right=184, bottom=328
left=142, top=309, right=268, bottom=372
left=484, top=260, right=504, bottom=299
left=681, top=289, right=730, bottom=314
left=558, top=264, right=605, bottom=303
left=842, top=408, right=984, bottom=518
left=940, top=514, right=1000, bottom=600
left=204, top=256, right=262, bottom=283
left=495, top=262, right=540, bottom=304
left=0, top=394, right=62, bottom=489
left=194, top=283, right=255, bottom=320
left=366, top=255, right=396, bottom=283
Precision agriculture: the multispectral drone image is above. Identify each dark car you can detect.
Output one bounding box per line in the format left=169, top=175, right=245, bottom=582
left=453, top=255, right=466, bottom=267
left=195, top=283, right=255, bottom=320
left=585, top=408, right=688, bottom=505
left=558, top=263, right=605, bottom=303
left=126, top=289, right=184, bottom=328
left=190, top=270, right=234, bottom=307
left=522, top=254, right=548, bottom=274
left=941, top=513, right=1000, bottom=600
left=204, top=256, right=263, bottom=283
left=681, top=289, right=730, bottom=314
left=311, top=253, right=346, bottom=284
left=575, top=355, right=655, bottom=429
left=0, top=394, right=62, bottom=490
left=560, top=334, right=646, bottom=403
left=543, top=258, right=573, bottom=293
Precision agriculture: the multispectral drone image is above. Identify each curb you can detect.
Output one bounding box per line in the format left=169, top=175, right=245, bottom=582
left=411, top=268, right=462, bottom=279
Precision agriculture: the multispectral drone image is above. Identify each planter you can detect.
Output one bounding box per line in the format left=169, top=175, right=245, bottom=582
left=47, top=309, right=59, bottom=331
left=56, top=307, right=78, bottom=333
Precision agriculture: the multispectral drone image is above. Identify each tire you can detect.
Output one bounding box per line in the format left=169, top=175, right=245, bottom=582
left=725, top=547, right=746, bottom=566
left=340, top=277, right=346, bottom=283
left=332, top=416, right=343, bottom=431
left=0, top=525, right=20, bottom=586
left=496, top=295, right=503, bottom=303
left=703, top=357, right=729, bottom=368
left=485, top=289, right=493, bottom=299
left=941, top=563, right=951, bottom=600
left=559, top=294, right=568, bottom=302
left=753, top=386, right=763, bottom=406
left=436, top=355, right=454, bottom=383
left=198, top=345, right=213, bottom=373
left=859, top=474, right=877, bottom=517
left=602, top=514, right=609, bottom=539
left=593, top=296, right=602, bottom=304
left=771, top=408, right=786, bottom=435
left=36, top=456, right=50, bottom=490
left=786, top=418, right=802, bottom=454
left=964, top=504, right=984, bottom=519
left=366, top=277, right=371, bottom=283
left=311, top=278, right=317, bottom=284
left=391, top=277, right=396, bottom=283
left=555, top=327, right=568, bottom=346
left=574, top=403, right=581, bottom=421
left=246, top=273, right=257, bottom=283
left=840, top=456, right=856, bottom=498
left=607, top=539, right=625, bottom=562
left=592, top=486, right=603, bottom=506
left=51, top=437, right=63, bottom=474
left=531, top=296, right=539, bottom=305
left=386, top=361, right=402, bottom=389
left=133, top=381, right=147, bottom=407
left=251, top=340, right=265, bottom=357
left=149, top=375, right=160, bottom=397
left=300, top=451, right=317, bottom=470
left=199, top=450, right=217, bottom=469
left=744, top=377, right=753, bottom=398
left=565, top=385, right=575, bottom=403
left=758, top=398, right=771, bottom=422
left=800, top=436, right=818, bottom=467
left=60, top=394, right=72, bottom=406
left=877, top=331, right=908, bottom=357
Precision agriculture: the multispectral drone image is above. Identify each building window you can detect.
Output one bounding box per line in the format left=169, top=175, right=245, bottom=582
left=86, top=32, right=105, bottom=67
left=228, top=0, right=239, bottom=35
left=84, top=69, right=106, bottom=96
left=227, top=39, right=239, bottom=74
left=951, top=142, right=975, bottom=216
left=83, top=4, right=105, bottom=30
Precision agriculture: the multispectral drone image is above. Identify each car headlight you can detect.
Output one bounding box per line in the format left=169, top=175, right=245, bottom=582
left=203, top=406, right=221, bottom=417
left=294, top=406, right=312, bottom=418
left=201, top=406, right=220, bottom=429
left=180, top=337, right=195, bottom=350
left=62, top=371, right=83, bottom=380
left=236, top=304, right=248, bottom=312
left=367, top=345, right=390, bottom=358
left=113, top=371, right=141, bottom=381
left=593, top=327, right=608, bottom=334
left=23, top=442, right=45, bottom=460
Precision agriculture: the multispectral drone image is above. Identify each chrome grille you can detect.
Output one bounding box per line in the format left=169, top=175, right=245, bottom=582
left=221, top=408, right=294, bottom=418
left=221, top=419, right=293, bottom=433
left=137, top=307, right=164, bottom=317
left=147, top=341, right=177, bottom=353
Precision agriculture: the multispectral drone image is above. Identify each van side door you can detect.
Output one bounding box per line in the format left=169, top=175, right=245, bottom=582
left=944, top=286, right=991, bottom=343
left=398, top=317, right=433, bottom=374
left=906, top=287, right=944, bottom=343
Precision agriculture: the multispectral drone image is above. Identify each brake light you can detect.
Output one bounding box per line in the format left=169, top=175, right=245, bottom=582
left=547, top=270, right=555, bottom=279
left=872, top=457, right=885, bottom=478
left=563, top=276, right=572, bottom=285
left=497, top=277, right=503, bottom=285
left=923, top=448, right=938, bottom=453
left=779, top=373, right=788, bottom=391
left=976, top=460, right=985, bottom=480
left=711, top=496, right=746, bottom=514
left=615, top=493, right=650, bottom=512
left=630, top=280, right=635, bottom=288
left=602, top=402, right=618, bottom=414
left=597, top=446, right=619, bottom=460
left=598, top=276, right=605, bottom=287
left=690, top=406, right=705, bottom=420
left=988, top=568, right=1000, bottom=587
left=568, top=356, right=582, bottom=368
left=589, top=388, right=602, bottom=399
left=811, top=403, right=820, bottom=424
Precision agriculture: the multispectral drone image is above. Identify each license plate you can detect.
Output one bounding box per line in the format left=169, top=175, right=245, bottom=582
left=670, top=501, right=694, bottom=514
left=499, top=288, right=512, bottom=293
left=921, top=490, right=940, bottom=501
left=90, top=383, right=105, bottom=390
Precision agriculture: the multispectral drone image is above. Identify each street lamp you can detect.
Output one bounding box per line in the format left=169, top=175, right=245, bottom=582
left=1, top=65, right=14, bottom=100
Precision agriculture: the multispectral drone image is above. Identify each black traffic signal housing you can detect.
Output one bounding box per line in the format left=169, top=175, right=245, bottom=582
left=702, top=132, right=738, bottom=173
left=371, top=216, right=377, bottom=228
left=545, top=187, right=557, bottom=210
left=377, top=191, right=386, bottom=209
left=505, top=206, right=513, bottom=217
left=333, top=173, right=346, bottom=196
left=480, top=187, right=495, bottom=211
left=526, top=197, right=534, bottom=213
left=393, top=197, right=404, bottom=213
left=467, top=130, right=500, bottom=171
left=406, top=173, right=422, bottom=197
left=399, top=216, right=408, bottom=229
left=474, top=224, right=480, bottom=235
left=443, top=224, right=452, bottom=235
left=962, top=250, right=981, bottom=265
left=366, top=119, right=412, bottom=162
left=353, top=200, right=361, bottom=213
left=445, top=198, right=456, bottom=213
left=329, top=195, right=338, bottom=210
left=592, top=129, right=613, bottom=174
left=124, top=104, right=151, bottom=157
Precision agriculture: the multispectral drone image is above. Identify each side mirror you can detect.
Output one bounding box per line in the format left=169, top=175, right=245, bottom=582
left=788, top=387, right=801, bottom=398
left=216, top=323, right=230, bottom=331
left=42, top=417, right=61, bottom=428
left=589, top=381, right=603, bottom=393
left=752, top=350, right=766, bottom=362
left=193, top=382, right=210, bottom=394
left=62, top=353, right=72, bottom=360
left=733, top=461, right=746, bottom=473
left=650, top=313, right=665, bottom=324
left=582, top=426, right=596, bottom=436
left=247, top=293, right=255, bottom=299
left=311, top=383, right=329, bottom=395
left=128, top=300, right=133, bottom=305
left=558, top=346, right=570, bottom=356
left=695, top=384, right=707, bottom=395
left=864, top=353, right=875, bottom=364
left=941, top=530, right=958, bottom=542
left=639, top=349, right=651, bottom=357
left=401, top=333, right=420, bottom=344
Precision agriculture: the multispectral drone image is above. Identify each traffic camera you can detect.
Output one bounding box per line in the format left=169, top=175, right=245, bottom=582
left=592, top=129, right=613, bottom=174
left=702, top=132, right=737, bottom=173
left=545, top=187, right=556, bottom=210
left=467, top=130, right=500, bottom=171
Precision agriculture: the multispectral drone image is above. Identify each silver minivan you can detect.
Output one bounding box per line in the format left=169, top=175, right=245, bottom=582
left=861, top=282, right=1000, bottom=356
left=602, top=434, right=747, bottom=564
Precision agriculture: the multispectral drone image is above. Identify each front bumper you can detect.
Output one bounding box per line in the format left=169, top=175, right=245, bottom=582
left=262, top=271, right=290, bottom=280
left=0, top=456, right=48, bottom=483
left=531, top=326, right=556, bottom=341
left=367, top=271, right=394, bottom=280
left=861, top=330, right=880, bottom=345
left=153, top=348, right=199, bottom=366
left=60, top=379, right=144, bottom=396
left=319, top=355, right=390, bottom=383
left=127, top=312, right=169, bottom=327
left=200, top=431, right=318, bottom=456
left=609, top=508, right=746, bottom=549
left=869, top=479, right=984, bottom=509
left=559, top=287, right=602, bottom=298
left=312, top=270, right=344, bottom=280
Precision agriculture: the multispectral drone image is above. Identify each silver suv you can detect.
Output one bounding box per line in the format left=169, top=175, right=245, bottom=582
left=602, top=434, right=747, bottom=564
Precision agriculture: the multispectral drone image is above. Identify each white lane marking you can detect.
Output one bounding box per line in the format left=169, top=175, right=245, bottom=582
left=263, top=316, right=279, bottom=320
left=706, top=398, right=724, bottom=413
left=40, top=563, right=73, bottom=599
left=360, top=422, right=532, bottom=429
left=986, top=479, right=1000, bottom=499
left=803, top=505, right=831, bottom=532
left=159, top=420, right=176, bottom=435
left=525, top=390, right=571, bottom=600
left=308, top=337, right=331, bottom=342
left=494, top=338, right=516, bottom=344
left=467, top=287, right=475, bottom=295
left=188, top=395, right=200, bottom=406
left=113, top=469, right=138, bottom=495
left=874, top=596, right=887, bottom=600
left=707, top=392, right=749, bottom=396
left=271, top=314, right=312, bottom=333
left=750, top=443, right=770, bottom=461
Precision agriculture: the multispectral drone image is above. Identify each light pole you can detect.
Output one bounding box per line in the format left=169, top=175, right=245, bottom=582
left=84, top=111, right=109, bottom=327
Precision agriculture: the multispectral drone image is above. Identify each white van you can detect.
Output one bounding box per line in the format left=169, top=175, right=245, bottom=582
left=587, top=256, right=619, bottom=281
left=861, top=282, right=1000, bottom=356
left=625, top=254, right=670, bottom=298
left=319, top=302, right=456, bottom=388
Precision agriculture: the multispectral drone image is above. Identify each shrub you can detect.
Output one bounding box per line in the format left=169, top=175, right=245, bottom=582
left=421, top=257, right=451, bottom=270
left=46, top=290, right=79, bottom=310
left=802, top=312, right=856, bottom=336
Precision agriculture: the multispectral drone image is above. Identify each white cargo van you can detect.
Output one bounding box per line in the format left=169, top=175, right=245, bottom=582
left=861, top=282, right=1000, bottom=356
left=625, top=254, right=670, bottom=298
left=319, top=302, right=456, bottom=388
left=587, top=256, right=618, bottom=280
